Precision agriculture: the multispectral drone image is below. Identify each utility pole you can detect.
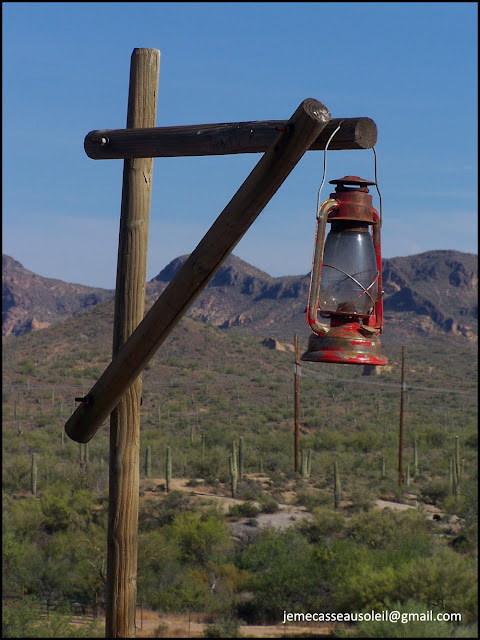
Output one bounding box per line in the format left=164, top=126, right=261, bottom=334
left=398, top=346, right=406, bottom=486
left=294, top=334, right=301, bottom=473
left=106, top=48, right=160, bottom=638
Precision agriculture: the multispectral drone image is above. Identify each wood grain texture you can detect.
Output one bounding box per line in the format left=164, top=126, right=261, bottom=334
left=105, top=47, right=160, bottom=639
left=65, top=98, right=330, bottom=445
left=84, top=116, right=377, bottom=159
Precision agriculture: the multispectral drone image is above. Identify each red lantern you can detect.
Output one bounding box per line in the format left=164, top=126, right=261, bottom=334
left=301, top=176, right=387, bottom=365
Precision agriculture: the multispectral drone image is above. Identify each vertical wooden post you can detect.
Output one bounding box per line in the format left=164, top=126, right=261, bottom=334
left=398, top=346, right=406, bottom=486
left=294, top=334, right=301, bottom=473
left=106, top=47, right=160, bottom=639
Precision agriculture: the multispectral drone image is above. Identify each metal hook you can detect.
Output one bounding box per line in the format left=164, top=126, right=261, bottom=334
left=316, top=122, right=343, bottom=219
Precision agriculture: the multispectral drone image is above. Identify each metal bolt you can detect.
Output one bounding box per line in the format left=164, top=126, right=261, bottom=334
left=90, top=136, right=109, bottom=146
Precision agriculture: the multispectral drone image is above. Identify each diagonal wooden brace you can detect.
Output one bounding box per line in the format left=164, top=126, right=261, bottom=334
left=65, top=97, right=331, bottom=443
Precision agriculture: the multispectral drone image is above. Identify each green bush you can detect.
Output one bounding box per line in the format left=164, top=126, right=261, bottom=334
left=347, top=509, right=429, bottom=551
left=298, top=506, right=344, bottom=542
left=336, top=599, right=477, bottom=638
left=2, top=596, right=102, bottom=638
left=349, top=485, right=375, bottom=513
left=228, top=501, right=259, bottom=519
left=237, top=528, right=325, bottom=623
left=420, top=479, right=450, bottom=506
left=169, top=511, right=232, bottom=566
left=204, top=616, right=242, bottom=638
left=258, top=495, right=279, bottom=514
left=295, top=488, right=330, bottom=512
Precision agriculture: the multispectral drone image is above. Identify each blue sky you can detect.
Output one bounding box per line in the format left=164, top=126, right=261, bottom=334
left=3, top=2, right=478, bottom=289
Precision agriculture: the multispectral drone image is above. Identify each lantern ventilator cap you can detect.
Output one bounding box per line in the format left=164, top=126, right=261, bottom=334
left=329, top=176, right=376, bottom=192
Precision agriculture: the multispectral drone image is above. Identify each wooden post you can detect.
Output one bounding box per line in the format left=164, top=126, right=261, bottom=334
left=294, top=334, right=301, bottom=473
left=105, top=47, right=160, bottom=639
left=65, top=98, right=331, bottom=444
left=84, top=116, right=377, bottom=159
left=398, top=346, right=406, bottom=486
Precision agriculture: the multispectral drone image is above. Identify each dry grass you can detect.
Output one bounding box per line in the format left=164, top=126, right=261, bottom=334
left=134, top=609, right=339, bottom=638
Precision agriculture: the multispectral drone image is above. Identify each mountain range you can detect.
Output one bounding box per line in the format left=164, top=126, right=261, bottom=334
left=2, top=250, right=478, bottom=344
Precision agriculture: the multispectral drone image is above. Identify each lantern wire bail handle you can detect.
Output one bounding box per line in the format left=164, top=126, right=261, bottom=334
left=316, top=122, right=343, bottom=219
left=372, top=146, right=382, bottom=226
left=306, top=123, right=342, bottom=337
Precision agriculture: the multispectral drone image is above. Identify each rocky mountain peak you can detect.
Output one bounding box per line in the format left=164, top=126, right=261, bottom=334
left=2, top=250, right=477, bottom=343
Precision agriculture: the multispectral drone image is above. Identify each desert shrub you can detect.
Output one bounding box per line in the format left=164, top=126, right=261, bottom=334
left=348, top=485, right=375, bottom=513
left=405, top=547, right=478, bottom=624
left=463, top=430, right=477, bottom=449
left=424, top=429, right=447, bottom=448
left=346, top=430, right=383, bottom=453
left=204, top=616, right=242, bottom=638
left=346, top=509, right=429, bottom=551
left=40, top=483, right=96, bottom=533
left=237, top=528, right=325, bottom=623
left=169, top=511, right=232, bottom=566
left=336, top=598, right=477, bottom=637
left=316, top=430, right=346, bottom=451
left=298, top=506, right=345, bottom=542
left=2, top=454, right=30, bottom=493
left=420, top=478, right=450, bottom=506
left=295, top=488, right=330, bottom=512
left=333, top=541, right=477, bottom=624
left=228, top=501, right=259, bottom=519
left=235, top=479, right=264, bottom=501
left=2, top=595, right=102, bottom=638
left=258, top=495, right=279, bottom=513
left=18, top=359, right=36, bottom=375
left=139, top=490, right=194, bottom=530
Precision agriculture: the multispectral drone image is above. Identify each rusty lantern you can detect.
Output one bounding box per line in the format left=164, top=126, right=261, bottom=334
left=301, top=176, right=387, bottom=365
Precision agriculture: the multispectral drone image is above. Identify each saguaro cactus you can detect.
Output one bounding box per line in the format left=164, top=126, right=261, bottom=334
left=381, top=455, right=386, bottom=479
left=455, top=436, right=460, bottom=484
left=145, top=445, right=152, bottom=478
left=229, top=443, right=238, bottom=499
left=413, top=440, right=418, bottom=478
left=229, top=457, right=238, bottom=499
left=300, top=449, right=312, bottom=478
left=166, top=446, right=172, bottom=493
left=334, top=461, right=341, bottom=510
left=31, top=453, right=38, bottom=495
left=239, top=437, right=245, bottom=479
left=448, top=456, right=457, bottom=497
left=406, top=464, right=410, bottom=487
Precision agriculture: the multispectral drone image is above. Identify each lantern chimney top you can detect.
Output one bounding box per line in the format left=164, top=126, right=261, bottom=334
left=329, top=176, right=376, bottom=193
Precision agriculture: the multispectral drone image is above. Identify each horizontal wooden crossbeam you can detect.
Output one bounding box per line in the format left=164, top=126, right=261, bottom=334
left=84, top=116, right=376, bottom=159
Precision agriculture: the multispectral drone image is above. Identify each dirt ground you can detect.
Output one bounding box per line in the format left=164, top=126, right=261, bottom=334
left=141, top=475, right=313, bottom=528
left=135, top=610, right=338, bottom=638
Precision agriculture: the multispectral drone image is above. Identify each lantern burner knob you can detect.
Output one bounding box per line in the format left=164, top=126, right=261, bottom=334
left=329, top=176, right=376, bottom=193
